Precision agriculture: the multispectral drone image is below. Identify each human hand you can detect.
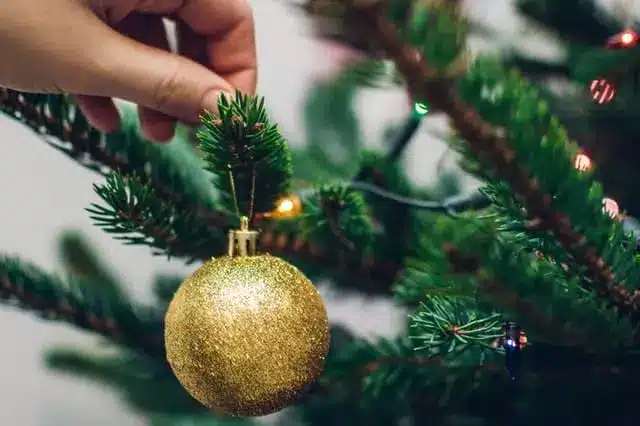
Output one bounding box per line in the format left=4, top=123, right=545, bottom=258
left=0, top=0, right=256, bottom=142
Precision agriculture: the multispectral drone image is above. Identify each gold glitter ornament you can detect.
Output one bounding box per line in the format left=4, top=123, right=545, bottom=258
left=164, top=217, right=330, bottom=417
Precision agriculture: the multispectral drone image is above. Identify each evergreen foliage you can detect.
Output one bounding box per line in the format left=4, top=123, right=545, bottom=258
left=198, top=92, right=293, bottom=217
left=2, top=1, right=640, bottom=425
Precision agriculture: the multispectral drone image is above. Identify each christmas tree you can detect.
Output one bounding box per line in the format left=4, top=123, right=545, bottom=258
left=2, top=0, right=640, bottom=425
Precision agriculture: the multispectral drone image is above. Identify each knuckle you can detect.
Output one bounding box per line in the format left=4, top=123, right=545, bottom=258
left=151, top=57, right=183, bottom=112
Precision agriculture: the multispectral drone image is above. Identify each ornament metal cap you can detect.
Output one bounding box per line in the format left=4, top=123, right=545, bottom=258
left=228, top=216, right=259, bottom=257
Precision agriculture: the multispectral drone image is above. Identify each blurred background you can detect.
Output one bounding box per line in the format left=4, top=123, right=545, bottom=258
left=0, top=0, right=632, bottom=424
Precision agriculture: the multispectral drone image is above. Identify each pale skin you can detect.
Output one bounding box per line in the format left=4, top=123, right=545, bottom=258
left=0, top=0, right=257, bottom=142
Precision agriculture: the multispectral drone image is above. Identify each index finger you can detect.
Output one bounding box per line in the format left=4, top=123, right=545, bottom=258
left=176, top=0, right=257, bottom=94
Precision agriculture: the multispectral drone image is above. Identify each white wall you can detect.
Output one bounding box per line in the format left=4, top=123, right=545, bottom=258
left=0, top=0, right=625, bottom=425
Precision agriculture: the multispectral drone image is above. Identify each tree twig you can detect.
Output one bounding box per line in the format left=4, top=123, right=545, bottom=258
left=0, top=258, right=164, bottom=358
left=0, top=90, right=227, bottom=228
left=347, top=0, right=640, bottom=323
left=442, top=243, right=593, bottom=347
left=1, top=90, right=401, bottom=287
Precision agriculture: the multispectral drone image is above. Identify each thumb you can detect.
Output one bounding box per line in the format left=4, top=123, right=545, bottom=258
left=69, top=14, right=233, bottom=123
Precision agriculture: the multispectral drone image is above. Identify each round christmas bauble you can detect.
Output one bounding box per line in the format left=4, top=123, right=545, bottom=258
left=164, top=254, right=330, bottom=417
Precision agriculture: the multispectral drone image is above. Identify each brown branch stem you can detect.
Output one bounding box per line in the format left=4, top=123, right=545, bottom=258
left=258, top=222, right=400, bottom=293
left=348, top=1, right=640, bottom=322
left=0, top=272, right=163, bottom=357
left=0, top=90, right=226, bottom=228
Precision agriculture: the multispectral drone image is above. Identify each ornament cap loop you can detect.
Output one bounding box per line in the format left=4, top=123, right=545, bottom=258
left=228, top=216, right=259, bottom=257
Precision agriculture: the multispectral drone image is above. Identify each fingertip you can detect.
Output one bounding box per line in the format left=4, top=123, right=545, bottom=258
left=139, top=107, right=176, bottom=143
left=202, top=90, right=235, bottom=115
left=74, top=95, right=120, bottom=132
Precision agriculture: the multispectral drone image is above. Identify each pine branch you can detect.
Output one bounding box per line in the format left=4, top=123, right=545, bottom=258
left=318, top=332, right=640, bottom=410
left=0, top=90, right=120, bottom=171
left=258, top=221, right=400, bottom=290
left=88, top=173, right=224, bottom=262
left=0, top=90, right=227, bottom=228
left=0, top=256, right=164, bottom=357
left=301, top=184, right=375, bottom=253
left=442, top=243, right=594, bottom=347
left=1, top=90, right=403, bottom=290
left=347, top=0, right=640, bottom=324
left=45, top=350, right=205, bottom=415
left=57, top=231, right=126, bottom=300
left=410, top=296, right=504, bottom=354
left=198, top=91, right=293, bottom=216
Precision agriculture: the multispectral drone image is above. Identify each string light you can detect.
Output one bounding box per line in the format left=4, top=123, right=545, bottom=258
left=574, top=153, right=592, bottom=172
left=621, top=30, right=637, bottom=46
left=606, top=29, right=639, bottom=49
left=267, top=195, right=303, bottom=219
left=413, top=102, right=428, bottom=116
left=603, top=198, right=620, bottom=219
left=589, top=78, right=616, bottom=104
left=277, top=198, right=295, bottom=213
left=268, top=148, right=615, bottom=220
left=574, top=153, right=622, bottom=221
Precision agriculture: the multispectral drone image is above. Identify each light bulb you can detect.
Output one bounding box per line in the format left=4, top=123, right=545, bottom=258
left=622, top=31, right=635, bottom=45
left=270, top=195, right=302, bottom=219
left=413, top=102, right=428, bottom=116
left=574, top=154, right=592, bottom=171
left=277, top=199, right=294, bottom=213
left=602, top=198, right=619, bottom=219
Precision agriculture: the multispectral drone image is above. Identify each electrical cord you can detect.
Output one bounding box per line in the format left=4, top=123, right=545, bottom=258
left=353, top=110, right=423, bottom=181
left=347, top=181, right=489, bottom=214
left=387, top=114, right=422, bottom=161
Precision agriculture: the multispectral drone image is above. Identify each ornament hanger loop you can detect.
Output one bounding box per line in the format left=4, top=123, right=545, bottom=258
left=228, top=216, right=259, bottom=257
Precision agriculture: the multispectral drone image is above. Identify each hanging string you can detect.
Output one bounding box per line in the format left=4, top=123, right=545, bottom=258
left=227, top=165, right=258, bottom=224
left=248, top=169, right=257, bottom=221
left=227, top=168, right=241, bottom=218
left=353, top=109, right=424, bottom=181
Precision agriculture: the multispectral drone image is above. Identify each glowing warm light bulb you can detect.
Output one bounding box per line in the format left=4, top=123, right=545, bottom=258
left=602, top=198, right=619, bottom=219
left=606, top=29, right=639, bottom=49
left=574, top=154, right=592, bottom=171
left=277, top=199, right=294, bottom=213
left=270, top=195, right=302, bottom=219
left=622, top=31, right=635, bottom=45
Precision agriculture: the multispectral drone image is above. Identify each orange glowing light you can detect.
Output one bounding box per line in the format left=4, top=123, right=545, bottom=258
left=272, top=195, right=302, bottom=219
left=277, top=198, right=295, bottom=213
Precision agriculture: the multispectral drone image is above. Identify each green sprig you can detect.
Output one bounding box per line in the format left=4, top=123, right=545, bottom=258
left=198, top=91, right=293, bottom=217
left=301, top=183, right=374, bottom=252
left=88, top=173, right=224, bottom=262
left=410, top=297, right=503, bottom=353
